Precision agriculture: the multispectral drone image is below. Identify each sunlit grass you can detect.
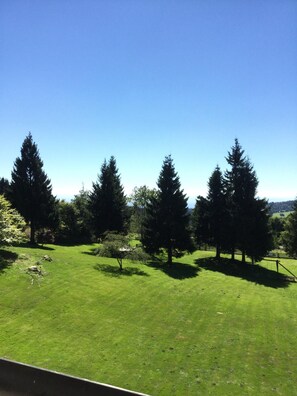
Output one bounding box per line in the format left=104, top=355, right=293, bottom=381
left=0, top=244, right=296, bottom=395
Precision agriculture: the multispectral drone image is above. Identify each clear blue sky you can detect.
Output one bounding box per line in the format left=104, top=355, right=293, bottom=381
left=1, top=0, right=296, bottom=206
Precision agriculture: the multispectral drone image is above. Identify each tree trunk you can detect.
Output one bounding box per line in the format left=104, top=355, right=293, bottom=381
left=242, top=250, right=246, bottom=263
left=231, top=247, right=235, bottom=261
left=167, top=246, right=173, bottom=265
left=30, top=221, right=36, bottom=245
left=216, top=244, right=221, bottom=260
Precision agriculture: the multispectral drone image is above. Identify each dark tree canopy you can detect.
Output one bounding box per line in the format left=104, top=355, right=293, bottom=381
left=0, top=178, right=10, bottom=197
left=192, top=195, right=210, bottom=249
left=142, top=155, right=193, bottom=264
left=10, top=133, right=57, bottom=244
left=89, top=156, right=127, bottom=237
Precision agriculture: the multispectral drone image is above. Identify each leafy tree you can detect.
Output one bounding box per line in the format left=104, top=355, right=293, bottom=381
left=0, top=195, right=26, bottom=245
left=10, top=133, right=57, bottom=244
left=98, top=232, right=148, bottom=271
left=282, top=199, right=297, bottom=257
left=72, top=187, right=92, bottom=242
left=269, top=216, right=285, bottom=249
left=89, top=156, right=127, bottom=237
left=142, top=155, right=193, bottom=265
left=128, top=185, right=157, bottom=236
left=54, top=200, right=80, bottom=244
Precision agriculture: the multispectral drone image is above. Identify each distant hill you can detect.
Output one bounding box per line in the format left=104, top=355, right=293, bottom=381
left=269, top=200, right=295, bottom=214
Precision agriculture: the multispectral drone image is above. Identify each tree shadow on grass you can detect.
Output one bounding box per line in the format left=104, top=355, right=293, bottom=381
left=195, top=257, right=291, bottom=289
left=16, top=242, right=55, bottom=251
left=146, top=261, right=200, bottom=280
left=0, top=250, right=18, bottom=273
left=94, top=263, right=149, bottom=278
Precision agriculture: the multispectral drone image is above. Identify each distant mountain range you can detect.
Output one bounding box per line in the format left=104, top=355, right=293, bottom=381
left=269, top=200, right=295, bottom=214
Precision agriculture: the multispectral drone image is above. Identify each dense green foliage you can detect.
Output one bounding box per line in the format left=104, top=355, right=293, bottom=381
left=89, top=157, right=127, bottom=237
left=0, top=195, right=25, bottom=245
left=0, top=177, right=10, bottom=197
left=54, top=189, right=92, bottom=244
left=10, top=133, right=57, bottom=243
left=142, top=156, right=193, bottom=264
left=0, top=244, right=296, bottom=395
left=282, top=200, right=297, bottom=257
left=98, top=232, right=148, bottom=270
left=128, top=185, right=157, bottom=236
left=194, top=140, right=272, bottom=263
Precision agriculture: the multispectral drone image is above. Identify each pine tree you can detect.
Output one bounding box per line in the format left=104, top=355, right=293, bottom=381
left=10, top=133, right=57, bottom=244
left=245, top=198, right=272, bottom=263
left=224, top=138, right=247, bottom=259
left=206, top=166, right=228, bottom=259
left=89, top=156, right=127, bottom=237
left=142, top=155, right=193, bottom=265
left=192, top=195, right=210, bottom=249
left=225, top=139, right=271, bottom=262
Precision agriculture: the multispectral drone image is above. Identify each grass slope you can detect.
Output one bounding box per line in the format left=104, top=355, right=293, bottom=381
left=0, top=245, right=296, bottom=395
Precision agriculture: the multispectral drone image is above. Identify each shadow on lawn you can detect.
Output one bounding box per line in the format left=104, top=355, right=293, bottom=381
left=146, top=260, right=200, bottom=280
left=195, top=257, right=290, bottom=288
left=94, top=263, right=149, bottom=277
left=16, top=243, right=55, bottom=251
left=0, top=250, right=18, bottom=273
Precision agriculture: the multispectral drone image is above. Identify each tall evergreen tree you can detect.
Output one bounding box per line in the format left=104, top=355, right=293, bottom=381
left=225, top=139, right=271, bottom=262
left=89, top=156, right=127, bottom=237
left=206, top=166, right=228, bottom=259
left=245, top=198, right=272, bottom=263
left=192, top=195, right=210, bottom=249
left=224, top=138, right=247, bottom=259
left=142, top=155, right=193, bottom=265
left=10, top=133, right=57, bottom=244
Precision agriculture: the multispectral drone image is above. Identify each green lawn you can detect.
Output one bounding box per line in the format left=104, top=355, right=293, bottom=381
left=0, top=244, right=296, bottom=395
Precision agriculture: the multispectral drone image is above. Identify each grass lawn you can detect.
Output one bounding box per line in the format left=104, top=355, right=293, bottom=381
left=0, top=244, right=296, bottom=395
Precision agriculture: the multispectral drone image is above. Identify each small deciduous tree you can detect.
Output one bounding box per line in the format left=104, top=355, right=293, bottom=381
left=142, top=155, right=193, bottom=265
left=98, top=232, right=148, bottom=271
left=0, top=195, right=26, bottom=245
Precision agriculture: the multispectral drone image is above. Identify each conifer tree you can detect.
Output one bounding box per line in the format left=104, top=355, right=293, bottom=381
left=192, top=195, right=210, bottom=249
left=89, top=156, right=127, bottom=237
left=142, top=155, right=193, bottom=264
left=206, top=166, right=228, bottom=259
left=10, top=133, right=57, bottom=244
left=225, top=139, right=271, bottom=262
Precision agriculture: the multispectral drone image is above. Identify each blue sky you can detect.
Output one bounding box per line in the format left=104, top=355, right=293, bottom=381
left=1, top=0, right=296, bottom=206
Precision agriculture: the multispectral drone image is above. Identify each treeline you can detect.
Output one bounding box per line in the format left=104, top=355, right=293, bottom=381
left=269, top=201, right=294, bottom=214
left=1, top=134, right=297, bottom=261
